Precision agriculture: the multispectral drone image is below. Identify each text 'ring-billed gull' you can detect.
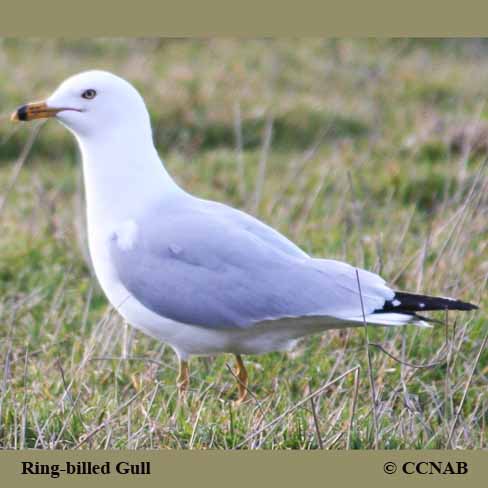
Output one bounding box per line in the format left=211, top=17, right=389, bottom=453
left=12, top=71, right=478, bottom=403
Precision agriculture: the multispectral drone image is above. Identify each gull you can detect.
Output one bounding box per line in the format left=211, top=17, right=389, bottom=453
left=12, top=71, right=477, bottom=403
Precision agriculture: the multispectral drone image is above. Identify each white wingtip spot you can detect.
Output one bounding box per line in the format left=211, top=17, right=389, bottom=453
left=392, top=299, right=401, bottom=306
left=419, top=302, right=425, bottom=308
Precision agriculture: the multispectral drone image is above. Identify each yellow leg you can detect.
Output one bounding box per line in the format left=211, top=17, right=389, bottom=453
left=177, top=359, right=189, bottom=397
left=234, top=354, right=248, bottom=404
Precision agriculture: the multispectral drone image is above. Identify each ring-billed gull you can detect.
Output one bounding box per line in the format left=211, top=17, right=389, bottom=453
left=12, top=71, right=477, bottom=402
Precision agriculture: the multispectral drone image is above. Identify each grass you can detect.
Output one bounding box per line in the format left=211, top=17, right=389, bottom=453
left=0, top=38, right=486, bottom=449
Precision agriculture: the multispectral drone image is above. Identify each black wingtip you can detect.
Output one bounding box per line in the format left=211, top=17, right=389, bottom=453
left=377, top=291, right=479, bottom=314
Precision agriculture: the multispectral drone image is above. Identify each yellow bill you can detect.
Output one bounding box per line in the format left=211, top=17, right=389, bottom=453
left=11, top=101, right=61, bottom=122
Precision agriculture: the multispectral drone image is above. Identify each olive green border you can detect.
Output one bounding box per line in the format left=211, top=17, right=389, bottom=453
left=0, top=451, right=485, bottom=487
left=0, top=0, right=488, bottom=36
left=1, top=0, right=487, bottom=487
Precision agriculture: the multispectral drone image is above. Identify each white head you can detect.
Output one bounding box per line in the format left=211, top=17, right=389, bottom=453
left=12, top=70, right=152, bottom=141
left=12, top=70, right=180, bottom=224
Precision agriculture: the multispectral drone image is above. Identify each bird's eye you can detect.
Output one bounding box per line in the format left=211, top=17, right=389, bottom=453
left=81, top=89, right=97, bottom=100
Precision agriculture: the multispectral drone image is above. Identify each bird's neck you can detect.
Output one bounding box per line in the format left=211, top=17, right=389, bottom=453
left=76, top=130, right=181, bottom=232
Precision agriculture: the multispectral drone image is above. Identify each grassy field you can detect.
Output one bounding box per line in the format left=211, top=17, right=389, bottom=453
left=0, top=39, right=486, bottom=449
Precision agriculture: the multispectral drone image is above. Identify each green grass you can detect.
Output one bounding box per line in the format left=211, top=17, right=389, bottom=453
left=0, top=39, right=486, bottom=449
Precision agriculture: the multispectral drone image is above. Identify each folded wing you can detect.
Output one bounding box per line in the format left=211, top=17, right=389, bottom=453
left=110, top=199, right=394, bottom=330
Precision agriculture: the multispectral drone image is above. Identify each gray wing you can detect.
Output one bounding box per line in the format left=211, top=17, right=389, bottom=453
left=199, top=198, right=309, bottom=259
left=110, top=199, right=394, bottom=329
